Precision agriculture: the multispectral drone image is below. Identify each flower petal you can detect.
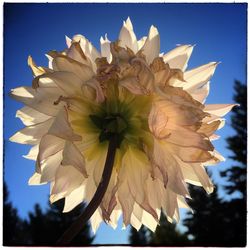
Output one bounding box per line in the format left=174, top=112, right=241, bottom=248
left=100, top=34, right=112, bottom=63
left=10, top=86, right=65, bottom=116
left=183, top=62, right=218, bottom=91
left=48, top=108, right=82, bottom=141
left=119, top=17, right=138, bottom=53
left=40, top=150, right=63, bottom=183
left=163, top=45, right=194, bottom=71
left=16, top=106, right=51, bottom=126
left=63, top=184, right=86, bottom=212
left=204, top=104, right=238, bottom=117
left=52, top=56, right=94, bottom=82
left=10, top=118, right=54, bottom=145
left=62, top=141, right=88, bottom=177
left=137, top=36, right=147, bottom=50
left=141, top=25, right=160, bottom=64
left=51, top=165, right=84, bottom=196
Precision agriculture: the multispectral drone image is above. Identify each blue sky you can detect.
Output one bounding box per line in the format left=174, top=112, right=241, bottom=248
left=4, top=3, right=247, bottom=245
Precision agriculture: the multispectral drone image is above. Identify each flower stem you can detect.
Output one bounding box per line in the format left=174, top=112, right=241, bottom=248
left=57, top=135, right=118, bottom=245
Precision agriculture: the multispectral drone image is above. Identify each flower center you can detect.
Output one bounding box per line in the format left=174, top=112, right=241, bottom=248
left=89, top=113, right=128, bottom=147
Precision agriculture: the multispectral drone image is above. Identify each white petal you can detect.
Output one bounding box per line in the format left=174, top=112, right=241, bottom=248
left=23, top=144, right=39, bottom=160
left=51, top=165, right=84, bottom=195
left=62, top=141, right=87, bottom=177
left=153, top=139, right=190, bottom=197
left=37, top=72, right=85, bottom=97
left=37, top=134, right=65, bottom=167
left=84, top=78, right=105, bottom=103
left=141, top=210, right=158, bottom=232
left=10, top=86, right=65, bottom=116
left=100, top=34, right=112, bottom=63
left=130, top=213, right=142, bottom=231
left=48, top=108, right=81, bottom=141
left=66, top=41, right=92, bottom=67
left=120, top=146, right=150, bottom=205
left=10, top=118, right=54, bottom=145
left=16, top=106, right=51, bottom=126
left=72, top=34, right=100, bottom=70
left=141, top=25, right=160, bottom=64
left=28, top=172, right=44, bottom=185
left=117, top=181, right=134, bottom=226
left=40, top=150, right=63, bottom=183
left=52, top=57, right=94, bottom=82
left=189, top=82, right=210, bottom=103
left=191, top=164, right=214, bottom=194
left=90, top=208, right=103, bottom=234
left=163, top=45, right=194, bottom=71
left=109, top=208, right=122, bottom=229
left=63, top=184, right=85, bottom=212
left=204, top=104, right=238, bottom=117
left=119, top=17, right=138, bottom=53
left=183, top=62, right=218, bottom=91
left=65, top=35, right=72, bottom=48
left=137, top=36, right=147, bottom=50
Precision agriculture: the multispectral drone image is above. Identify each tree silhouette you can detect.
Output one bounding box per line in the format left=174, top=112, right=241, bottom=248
left=3, top=182, right=30, bottom=245
left=27, top=199, right=94, bottom=246
left=129, top=225, right=149, bottom=246
left=149, top=214, right=190, bottom=246
left=221, top=80, right=247, bottom=198
left=183, top=183, right=233, bottom=246
left=220, top=80, right=247, bottom=245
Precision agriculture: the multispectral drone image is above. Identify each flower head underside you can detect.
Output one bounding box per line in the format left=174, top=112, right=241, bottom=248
left=10, top=17, right=236, bottom=233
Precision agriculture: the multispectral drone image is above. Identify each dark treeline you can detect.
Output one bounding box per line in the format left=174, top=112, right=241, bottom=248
left=129, top=80, right=247, bottom=247
left=3, top=80, right=246, bottom=246
left=3, top=185, right=94, bottom=246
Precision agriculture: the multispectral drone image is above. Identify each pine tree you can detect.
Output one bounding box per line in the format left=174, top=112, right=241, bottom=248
left=129, top=225, right=149, bottom=245
left=27, top=199, right=94, bottom=246
left=3, top=182, right=29, bottom=245
left=221, top=80, right=247, bottom=198
left=183, top=183, right=233, bottom=246
left=149, top=214, right=190, bottom=246
left=220, top=80, right=247, bottom=245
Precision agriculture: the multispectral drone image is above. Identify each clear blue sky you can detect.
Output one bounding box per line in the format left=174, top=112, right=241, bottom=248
left=4, top=3, right=247, bottom=245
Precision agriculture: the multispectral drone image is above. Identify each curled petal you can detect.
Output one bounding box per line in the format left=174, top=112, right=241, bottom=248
left=52, top=56, right=94, bottom=82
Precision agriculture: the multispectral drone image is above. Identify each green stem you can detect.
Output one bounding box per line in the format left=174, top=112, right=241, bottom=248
left=57, top=135, right=118, bottom=245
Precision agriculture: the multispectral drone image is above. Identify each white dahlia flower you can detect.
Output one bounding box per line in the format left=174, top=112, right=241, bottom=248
left=10, top=17, right=235, bottom=234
